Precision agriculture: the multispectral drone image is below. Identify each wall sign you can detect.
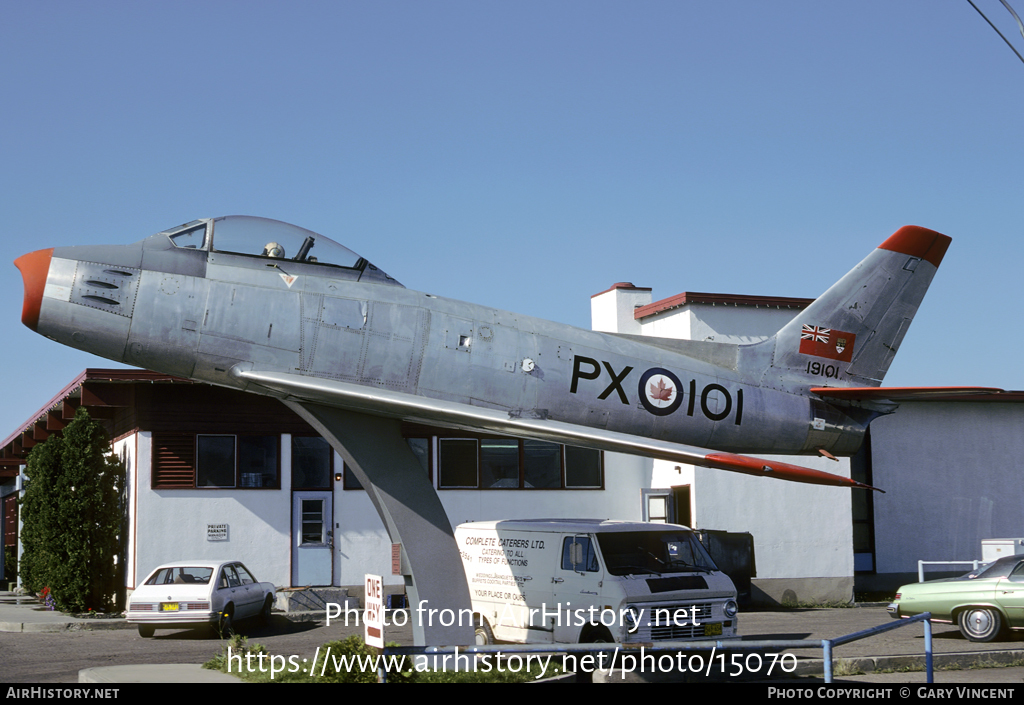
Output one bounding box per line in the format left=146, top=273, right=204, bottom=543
left=207, top=524, right=228, bottom=541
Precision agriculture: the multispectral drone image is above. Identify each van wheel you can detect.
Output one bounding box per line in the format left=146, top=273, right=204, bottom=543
left=577, top=625, right=616, bottom=683
left=474, top=617, right=494, bottom=645
left=581, top=625, right=614, bottom=643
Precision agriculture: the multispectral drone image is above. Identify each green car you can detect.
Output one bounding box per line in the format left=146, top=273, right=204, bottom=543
left=887, top=555, right=1024, bottom=642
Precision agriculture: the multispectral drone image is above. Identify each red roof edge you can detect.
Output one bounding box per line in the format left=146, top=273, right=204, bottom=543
left=1, top=368, right=192, bottom=452
left=591, top=282, right=653, bottom=299
left=635, top=291, right=814, bottom=320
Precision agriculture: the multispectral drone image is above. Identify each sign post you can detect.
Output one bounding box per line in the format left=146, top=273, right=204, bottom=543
left=364, top=573, right=384, bottom=648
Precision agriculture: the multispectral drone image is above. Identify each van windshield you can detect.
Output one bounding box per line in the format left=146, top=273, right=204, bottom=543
left=597, top=531, right=718, bottom=577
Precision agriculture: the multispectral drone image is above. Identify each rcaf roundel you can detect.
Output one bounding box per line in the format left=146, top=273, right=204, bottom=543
left=799, top=324, right=855, bottom=362
left=638, top=368, right=684, bottom=416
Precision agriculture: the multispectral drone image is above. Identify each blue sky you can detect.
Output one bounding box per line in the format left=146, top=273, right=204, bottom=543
left=3, top=1, right=1023, bottom=437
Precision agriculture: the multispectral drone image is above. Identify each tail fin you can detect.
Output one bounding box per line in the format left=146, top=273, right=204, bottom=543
left=759, top=226, right=951, bottom=392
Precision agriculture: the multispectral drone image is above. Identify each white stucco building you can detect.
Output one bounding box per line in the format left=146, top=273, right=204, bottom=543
left=1, top=370, right=649, bottom=601
left=592, top=283, right=855, bottom=603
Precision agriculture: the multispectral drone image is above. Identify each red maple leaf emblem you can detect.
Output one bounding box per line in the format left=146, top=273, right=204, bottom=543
left=649, top=378, right=674, bottom=402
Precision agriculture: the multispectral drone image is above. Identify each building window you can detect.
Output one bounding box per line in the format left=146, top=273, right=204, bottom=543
left=481, top=438, right=519, bottom=488
left=300, top=499, right=326, bottom=544
left=344, top=438, right=430, bottom=490
left=152, top=433, right=279, bottom=489
left=564, top=446, right=602, bottom=488
left=196, top=435, right=279, bottom=488
left=196, top=435, right=236, bottom=487
left=238, top=436, right=278, bottom=487
left=292, top=436, right=332, bottom=490
left=523, top=440, right=562, bottom=489
left=438, top=439, right=478, bottom=488
left=643, top=491, right=669, bottom=523
left=437, top=436, right=603, bottom=490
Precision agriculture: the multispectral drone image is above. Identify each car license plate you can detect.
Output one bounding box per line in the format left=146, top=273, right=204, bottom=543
left=161, top=602, right=179, bottom=612
left=704, top=622, right=723, bottom=637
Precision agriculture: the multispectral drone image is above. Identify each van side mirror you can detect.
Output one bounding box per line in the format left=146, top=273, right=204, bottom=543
left=570, top=541, right=584, bottom=568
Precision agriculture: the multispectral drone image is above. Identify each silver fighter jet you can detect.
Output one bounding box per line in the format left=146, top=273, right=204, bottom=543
left=14, top=217, right=977, bottom=644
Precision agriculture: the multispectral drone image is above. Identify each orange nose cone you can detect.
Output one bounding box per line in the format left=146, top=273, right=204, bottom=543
left=14, top=248, right=53, bottom=332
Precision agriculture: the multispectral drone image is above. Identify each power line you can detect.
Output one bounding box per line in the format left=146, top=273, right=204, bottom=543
left=967, top=0, right=1024, bottom=66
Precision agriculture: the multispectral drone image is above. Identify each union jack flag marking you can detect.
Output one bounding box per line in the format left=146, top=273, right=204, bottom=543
left=801, top=325, right=830, bottom=344
left=799, top=325, right=855, bottom=362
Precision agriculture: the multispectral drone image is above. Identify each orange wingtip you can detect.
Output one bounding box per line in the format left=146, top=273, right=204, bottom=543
left=878, top=226, right=951, bottom=269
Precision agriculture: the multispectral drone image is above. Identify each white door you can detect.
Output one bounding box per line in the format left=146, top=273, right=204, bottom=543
left=292, top=492, right=333, bottom=586
left=552, top=534, right=606, bottom=641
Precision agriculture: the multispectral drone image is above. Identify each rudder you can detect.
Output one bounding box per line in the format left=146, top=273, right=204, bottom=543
left=758, top=226, right=951, bottom=392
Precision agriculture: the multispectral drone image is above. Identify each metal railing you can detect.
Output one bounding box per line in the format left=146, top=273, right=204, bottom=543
left=381, top=612, right=934, bottom=683
left=918, top=560, right=980, bottom=583
left=822, top=612, right=932, bottom=682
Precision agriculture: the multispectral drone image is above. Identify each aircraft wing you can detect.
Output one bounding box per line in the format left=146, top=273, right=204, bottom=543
left=236, top=369, right=880, bottom=491
left=812, top=386, right=1007, bottom=402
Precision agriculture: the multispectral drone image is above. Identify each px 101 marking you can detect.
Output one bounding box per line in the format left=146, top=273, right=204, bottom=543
left=570, top=355, right=744, bottom=425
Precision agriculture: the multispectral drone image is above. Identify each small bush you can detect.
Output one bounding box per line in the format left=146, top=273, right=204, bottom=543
left=315, top=636, right=413, bottom=683
left=203, top=634, right=269, bottom=674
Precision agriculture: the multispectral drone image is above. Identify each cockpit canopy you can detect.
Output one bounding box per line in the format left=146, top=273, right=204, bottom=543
left=161, top=216, right=401, bottom=286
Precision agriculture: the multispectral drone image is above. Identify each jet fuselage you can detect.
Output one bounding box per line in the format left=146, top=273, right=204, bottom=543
left=18, top=217, right=866, bottom=460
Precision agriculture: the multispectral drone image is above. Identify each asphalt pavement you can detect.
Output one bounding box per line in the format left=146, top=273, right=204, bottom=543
left=2, top=591, right=1022, bottom=684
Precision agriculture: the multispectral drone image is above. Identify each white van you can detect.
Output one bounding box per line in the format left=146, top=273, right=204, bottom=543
left=455, top=519, right=739, bottom=644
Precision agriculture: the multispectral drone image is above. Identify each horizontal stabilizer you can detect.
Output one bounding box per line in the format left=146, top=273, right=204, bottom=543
left=237, top=368, right=880, bottom=491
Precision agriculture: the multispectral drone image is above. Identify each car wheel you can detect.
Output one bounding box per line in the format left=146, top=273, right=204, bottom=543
left=259, top=596, right=273, bottom=624
left=137, top=625, right=155, bottom=638
left=474, top=617, right=494, bottom=646
left=957, top=607, right=1004, bottom=642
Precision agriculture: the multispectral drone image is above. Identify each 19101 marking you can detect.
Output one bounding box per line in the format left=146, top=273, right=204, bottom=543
left=805, top=361, right=841, bottom=379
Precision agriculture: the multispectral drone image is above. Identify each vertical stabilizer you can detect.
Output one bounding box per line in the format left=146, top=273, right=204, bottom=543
left=759, top=226, right=951, bottom=393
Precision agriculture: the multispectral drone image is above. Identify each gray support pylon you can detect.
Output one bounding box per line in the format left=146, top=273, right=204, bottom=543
left=284, top=401, right=473, bottom=646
